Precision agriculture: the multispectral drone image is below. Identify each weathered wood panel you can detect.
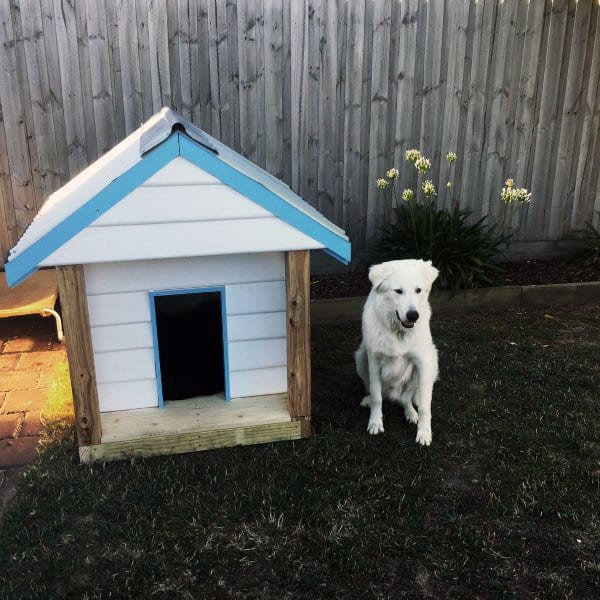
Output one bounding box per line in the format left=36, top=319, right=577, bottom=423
left=285, top=249, right=310, bottom=419
left=56, top=264, right=101, bottom=446
left=1, top=0, right=600, bottom=265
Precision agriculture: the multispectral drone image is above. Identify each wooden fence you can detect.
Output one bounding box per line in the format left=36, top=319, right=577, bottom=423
left=0, top=0, right=599, bottom=263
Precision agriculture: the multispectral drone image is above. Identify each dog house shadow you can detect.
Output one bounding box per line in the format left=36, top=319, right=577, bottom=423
left=4, top=108, right=351, bottom=463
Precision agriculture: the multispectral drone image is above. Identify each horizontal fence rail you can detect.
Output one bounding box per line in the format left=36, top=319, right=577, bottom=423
left=0, top=0, right=599, bottom=264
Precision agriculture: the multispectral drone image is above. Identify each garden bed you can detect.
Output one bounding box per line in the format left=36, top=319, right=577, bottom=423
left=310, top=259, right=600, bottom=300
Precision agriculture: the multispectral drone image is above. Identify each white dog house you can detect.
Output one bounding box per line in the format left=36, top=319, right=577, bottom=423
left=4, top=108, right=350, bottom=463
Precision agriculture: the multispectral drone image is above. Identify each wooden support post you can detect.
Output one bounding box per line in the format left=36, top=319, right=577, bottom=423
left=56, top=265, right=102, bottom=446
left=285, top=250, right=311, bottom=426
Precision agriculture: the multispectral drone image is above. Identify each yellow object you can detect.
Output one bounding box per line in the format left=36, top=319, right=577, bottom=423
left=0, top=269, right=63, bottom=341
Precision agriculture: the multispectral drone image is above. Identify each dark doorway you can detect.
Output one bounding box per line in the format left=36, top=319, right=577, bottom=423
left=153, top=290, right=225, bottom=402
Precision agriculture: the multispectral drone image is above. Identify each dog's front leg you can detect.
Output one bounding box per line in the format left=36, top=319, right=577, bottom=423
left=366, top=351, right=384, bottom=435
left=414, top=355, right=438, bottom=446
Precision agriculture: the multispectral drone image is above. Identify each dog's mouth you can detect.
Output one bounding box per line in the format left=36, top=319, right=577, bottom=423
left=395, top=310, right=415, bottom=329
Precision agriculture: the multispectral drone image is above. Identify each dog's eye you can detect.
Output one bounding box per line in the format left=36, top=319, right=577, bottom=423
left=416, top=288, right=422, bottom=294
left=394, top=288, right=403, bottom=295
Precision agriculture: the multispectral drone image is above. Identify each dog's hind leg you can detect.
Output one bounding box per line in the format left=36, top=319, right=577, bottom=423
left=399, top=387, right=419, bottom=424
left=390, top=378, right=419, bottom=425
left=388, top=365, right=418, bottom=424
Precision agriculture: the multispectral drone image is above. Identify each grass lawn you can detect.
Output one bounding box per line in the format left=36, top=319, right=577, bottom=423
left=1, top=306, right=598, bottom=598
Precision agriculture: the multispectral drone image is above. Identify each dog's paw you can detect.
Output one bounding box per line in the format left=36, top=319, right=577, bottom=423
left=415, top=428, right=432, bottom=446
left=360, top=395, right=371, bottom=408
left=367, top=419, right=384, bottom=435
left=404, top=406, right=419, bottom=424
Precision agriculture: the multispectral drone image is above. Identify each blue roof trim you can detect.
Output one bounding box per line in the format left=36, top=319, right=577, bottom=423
left=5, top=135, right=180, bottom=287
left=5, top=130, right=350, bottom=287
left=178, top=135, right=351, bottom=265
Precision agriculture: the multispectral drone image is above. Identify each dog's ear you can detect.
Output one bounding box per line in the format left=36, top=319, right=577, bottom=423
left=423, top=261, right=439, bottom=287
left=368, top=263, right=389, bottom=292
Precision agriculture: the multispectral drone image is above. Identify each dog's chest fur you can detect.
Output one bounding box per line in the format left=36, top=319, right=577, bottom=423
left=373, top=330, right=416, bottom=388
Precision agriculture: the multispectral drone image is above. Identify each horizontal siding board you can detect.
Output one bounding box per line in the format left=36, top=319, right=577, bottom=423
left=91, top=323, right=154, bottom=353
left=98, top=379, right=159, bottom=412
left=227, top=311, right=286, bottom=342
left=141, top=156, right=221, bottom=185
left=87, top=281, right=286, bottom=325
left=84, top=253, right=284, bottom=295
left=87, top=291, right=150, bottom=327
left=95, top=348, right=156, bottom=384
left=228, top=338, right=287, bottom=372
left=91, top=184, right=272, bottom=226
left=41, top=218, right=323, bottom=265
left=225, top=281, right=286, bottom=316
left=229, top=366, right=287, bottom=398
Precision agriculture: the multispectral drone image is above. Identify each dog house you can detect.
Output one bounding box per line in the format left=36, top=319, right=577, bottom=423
left=4, top=108, right=350, bottom=463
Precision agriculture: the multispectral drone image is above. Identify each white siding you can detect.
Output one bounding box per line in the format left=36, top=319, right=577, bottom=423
left=42, top=218, right=321, bottom=265
left=84, top=253, right=288, bottom=413
left=40, top=156, right=323, bottom=267
left=97, top=380, right=159, bottom=412
left=91, top=185, right=272, bottom=226
left=142, top=156, right=220, bottom=186
left=84, top=253, right=284, bottom=294
left=229, top=367, right=287, bottom=398
left=227, top=312, right=286, bottom=342
left=228, top=338, right=287, bottom=372
left=87, top=292, right=150, bottom=326
left=94, top=349, right=156, bottom=384
left=91, top=323, right=154, bottom=353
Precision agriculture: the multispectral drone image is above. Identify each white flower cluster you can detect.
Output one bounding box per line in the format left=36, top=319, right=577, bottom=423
left=445, top=151, right=457, bottom=163
left=405, top=149, right=421, bottom=163
left=386, top=167, right=399, bottom=180
left=376, top=178, right=389, bottom=190
left=402, top=188, right=414, bottom=202
left=501, top=179, right=531, bottom=204
left=415, top=156, right=431, bottom=174
left=422, top=180, right=436, bottom=197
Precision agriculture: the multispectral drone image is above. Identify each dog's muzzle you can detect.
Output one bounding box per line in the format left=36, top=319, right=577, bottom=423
left=396, top=309, right=416, bottom=329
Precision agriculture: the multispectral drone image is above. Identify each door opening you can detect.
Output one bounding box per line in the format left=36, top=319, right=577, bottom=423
left=151, top=289, right=226, bottom=404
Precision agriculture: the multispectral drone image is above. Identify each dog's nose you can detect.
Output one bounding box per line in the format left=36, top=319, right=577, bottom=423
left=406, top=310, right=419, bottom=323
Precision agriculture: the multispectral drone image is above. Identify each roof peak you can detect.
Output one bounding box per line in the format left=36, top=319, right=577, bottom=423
left=140, top=107, right=218, bottom=156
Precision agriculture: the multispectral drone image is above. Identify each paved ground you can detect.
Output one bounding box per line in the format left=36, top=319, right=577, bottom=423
left=0, top=314, right=66, bottom=514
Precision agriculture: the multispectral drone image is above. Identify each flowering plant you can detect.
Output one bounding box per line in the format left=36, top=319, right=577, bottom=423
left=374, top=151, right=533, bottom=289
left=501, top=179, right=531, bottom=204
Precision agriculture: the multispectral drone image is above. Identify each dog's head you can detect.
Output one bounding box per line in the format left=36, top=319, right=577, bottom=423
left=368, top=259, right=439, bottom=329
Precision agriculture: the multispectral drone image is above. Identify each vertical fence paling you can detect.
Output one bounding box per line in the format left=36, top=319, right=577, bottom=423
left=0, top=0, right=599, bottom=264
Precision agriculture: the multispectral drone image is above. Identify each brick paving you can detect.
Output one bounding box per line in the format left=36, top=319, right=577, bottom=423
left=0, top=315, right=67, bottom=514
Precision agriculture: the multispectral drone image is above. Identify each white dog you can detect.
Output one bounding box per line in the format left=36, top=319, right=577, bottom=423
left=355, top=259, right=439, bottom=445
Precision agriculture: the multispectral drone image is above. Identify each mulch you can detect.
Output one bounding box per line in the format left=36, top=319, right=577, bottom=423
left=310, top=259, right=600, bottom=300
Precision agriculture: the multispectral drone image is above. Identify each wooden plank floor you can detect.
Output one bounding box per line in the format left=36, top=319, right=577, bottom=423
left=100, top=393, right=291, bottom=443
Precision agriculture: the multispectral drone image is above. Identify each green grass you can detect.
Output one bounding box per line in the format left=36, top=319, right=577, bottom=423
left=1, top=307, right=599, bottom=599
left=40, top=361, right=74, bottom=428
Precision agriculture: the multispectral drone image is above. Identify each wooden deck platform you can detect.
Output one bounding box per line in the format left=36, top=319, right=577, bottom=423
left=79, top=393, right=309, bottom=463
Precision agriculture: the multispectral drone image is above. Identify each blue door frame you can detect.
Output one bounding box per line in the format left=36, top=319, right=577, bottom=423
left=149, top=286, right=231, bottom=407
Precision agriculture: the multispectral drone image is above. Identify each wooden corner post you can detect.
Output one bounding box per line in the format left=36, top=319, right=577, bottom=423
left=285, top=250, right=311, bottom=435
left=56, top=265, right=102, bottom=446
